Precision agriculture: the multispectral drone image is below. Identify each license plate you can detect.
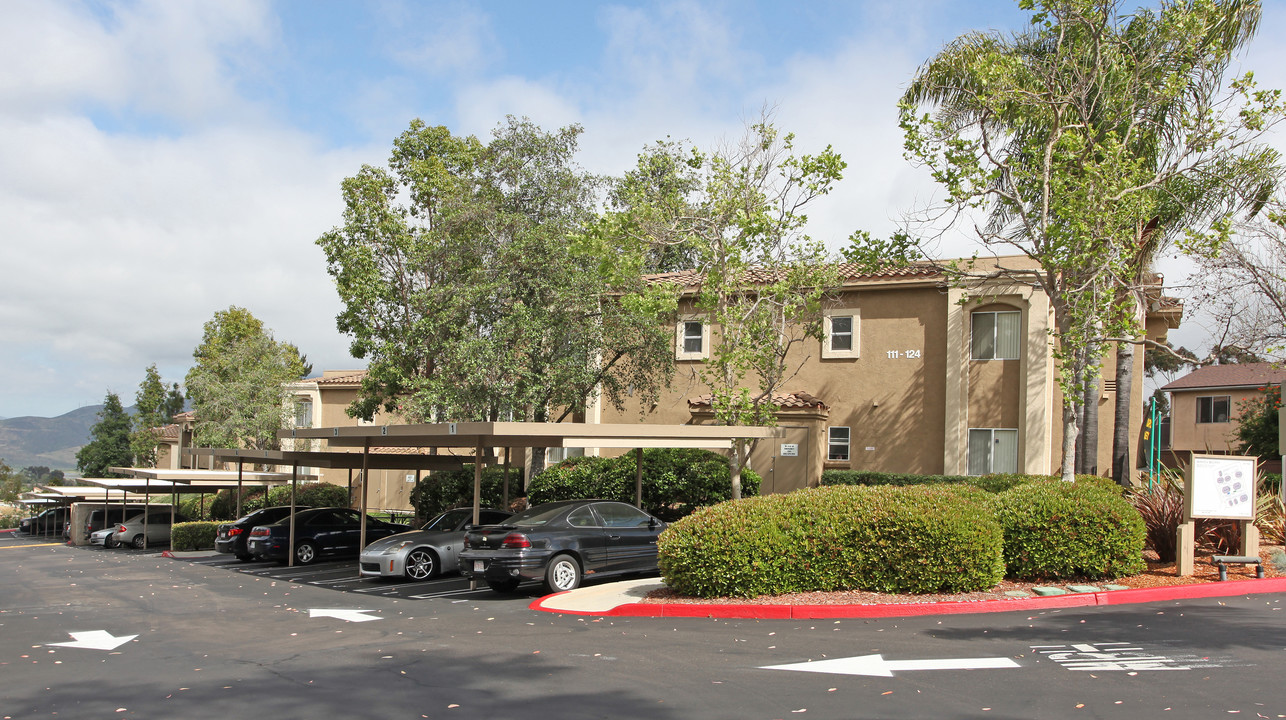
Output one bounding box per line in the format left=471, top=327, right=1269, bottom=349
left=473, top=560, right=485, bottom=572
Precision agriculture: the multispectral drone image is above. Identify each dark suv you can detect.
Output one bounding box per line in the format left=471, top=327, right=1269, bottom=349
left=216, top=506, right=296, bottom=561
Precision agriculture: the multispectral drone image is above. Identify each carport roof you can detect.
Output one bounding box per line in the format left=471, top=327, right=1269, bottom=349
left=31, top=485, right=151, bottom=502
left=279, top=421, right=783, bottom=449
left=106, top=468, right=308, bottom=484
left=187, top=447, right=494, bottom=470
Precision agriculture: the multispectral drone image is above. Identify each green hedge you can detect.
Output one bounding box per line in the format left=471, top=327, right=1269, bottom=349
left=410, top=466, right=523, bottom=520
left=528, top=448, right=762, bottom=521
left=658, top=485, right=1005, bottom=598
left=171, top=521, right=219, bottom=551
left=995, top=479, right=1145, bottom=580
left=207, top=483, right=352, bottom=520
left=821, top=470, right=1121, bottom=495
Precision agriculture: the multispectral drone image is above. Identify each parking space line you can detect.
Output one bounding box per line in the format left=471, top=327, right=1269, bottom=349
left=408, top=588, right=496, bottom=599
left=0, top=543, right=65, bottom=549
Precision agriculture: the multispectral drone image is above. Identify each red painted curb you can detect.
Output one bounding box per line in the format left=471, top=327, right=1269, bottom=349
left=532, top=577, right=1286, bottom=619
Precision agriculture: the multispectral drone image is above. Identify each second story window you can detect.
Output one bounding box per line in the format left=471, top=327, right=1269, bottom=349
left=1196, top=395, right=1231, bottom=423
left=971, top=310, right=1021, bottom=360
left=294, top=399, right=313, bottom=428
left=683, top=321, right=703, bottom=353
left=822, top=309, right=859, bottom=359
left=830, top=316, right=853, bottom=352
left=676, top=319, right=709, bottom=360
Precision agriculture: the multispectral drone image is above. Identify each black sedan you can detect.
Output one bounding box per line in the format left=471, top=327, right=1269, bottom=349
left=459, top=499, right=666, bottom=593
left=215, top=506, right=296, bottom=561
left=245, top=507, right=411, bottom=565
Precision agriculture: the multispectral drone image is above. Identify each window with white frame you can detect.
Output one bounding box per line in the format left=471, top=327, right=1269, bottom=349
left=822, top=309, right=859, bottom=359
left=967, top=428, right=1018, bottom=475
left=971, top=310, right=1021, bottom=360
left=293, top=398, right=313, bottom=428
left=1196, top=395, right=1231, bottom=423
left=676, top=319, right=709, bottom=360
left=828, top=426, right=851, bottom=462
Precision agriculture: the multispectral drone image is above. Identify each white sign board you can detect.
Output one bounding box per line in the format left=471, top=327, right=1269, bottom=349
left=779, top=443, right=799, bottom=457
left=1187, top=454, right=1257, bottom=520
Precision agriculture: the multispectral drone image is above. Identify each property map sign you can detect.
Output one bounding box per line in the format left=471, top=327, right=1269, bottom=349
left=1188, top=454, right=1257, bottom=520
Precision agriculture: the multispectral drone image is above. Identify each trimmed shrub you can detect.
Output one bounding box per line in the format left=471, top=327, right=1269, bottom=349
left=528, top=448, right=761, bottom=521
left=995, top=481, right=1145, bottom=580
left=658, top=485, right=1005, bottom=598
left=171, top=521, right=219, bottom=551
left=207, top=482, right=353, bottom=521
left=410, top=466, right=524, bottom=520
left=821, top=470, right=1120, bottom=495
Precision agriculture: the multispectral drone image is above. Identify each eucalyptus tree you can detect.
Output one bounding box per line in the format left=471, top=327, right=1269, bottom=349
left=599, top=120, right=850, bottom=499
left=899, top=0, right=1283, bottom=482
left=185, top=307, right=310, bottom=452
left=317, top=117, right=676, bottom=476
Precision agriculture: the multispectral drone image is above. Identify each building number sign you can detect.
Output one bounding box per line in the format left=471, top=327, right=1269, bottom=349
left=886, top=349, right=922, bottom=359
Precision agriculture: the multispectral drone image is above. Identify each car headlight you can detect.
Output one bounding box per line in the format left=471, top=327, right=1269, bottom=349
left=383, top=540, right=414, bottom=555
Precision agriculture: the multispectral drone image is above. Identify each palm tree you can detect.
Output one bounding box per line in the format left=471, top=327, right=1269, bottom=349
left=902, top=0, right=1282, bottom=483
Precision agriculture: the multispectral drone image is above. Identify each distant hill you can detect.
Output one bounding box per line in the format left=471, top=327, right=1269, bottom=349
left=0, top=405, right=105, bottom=472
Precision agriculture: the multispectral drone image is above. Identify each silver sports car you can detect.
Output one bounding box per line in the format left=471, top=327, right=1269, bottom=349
left=359, top=507, right=512, bottom=580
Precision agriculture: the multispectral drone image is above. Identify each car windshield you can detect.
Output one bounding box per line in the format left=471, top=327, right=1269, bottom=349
left=505, top=504, right=570, bottom=528
left=421, top=509, right=470, bottom=532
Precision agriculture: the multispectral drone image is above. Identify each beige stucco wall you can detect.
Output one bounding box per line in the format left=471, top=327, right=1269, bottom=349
left=1168, top=387, right=1258, bottom=455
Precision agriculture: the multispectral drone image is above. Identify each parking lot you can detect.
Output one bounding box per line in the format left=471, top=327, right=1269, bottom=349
left=3, top=528, right=553, bottom=603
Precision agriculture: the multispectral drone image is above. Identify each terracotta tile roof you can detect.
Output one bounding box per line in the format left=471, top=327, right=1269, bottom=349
left=314, top=372, right=368, bottom=386
left=688, top=391, right=828, bottom=410
left=173, top=411, right=195, bottom=422
left=645, top=263, right=942, bottom=289
left=155, top=423, right=182, bottom=441
left=1160, top=362, right=1286, bottom=391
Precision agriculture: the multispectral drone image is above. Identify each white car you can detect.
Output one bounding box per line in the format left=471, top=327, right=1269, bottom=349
left=89, top=528, right=118, bottom=548
left=113, top=509, right=190, bottom=549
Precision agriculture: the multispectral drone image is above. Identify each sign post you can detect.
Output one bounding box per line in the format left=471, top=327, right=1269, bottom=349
left=1177, top=454, right=1258, bottom=576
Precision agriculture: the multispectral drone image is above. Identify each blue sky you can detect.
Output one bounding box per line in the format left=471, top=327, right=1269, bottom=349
left=1, top=0, right=1282, bottom=419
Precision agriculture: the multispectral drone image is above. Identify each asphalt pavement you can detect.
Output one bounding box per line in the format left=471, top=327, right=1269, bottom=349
left=4, top=530, right=1286, bottom=719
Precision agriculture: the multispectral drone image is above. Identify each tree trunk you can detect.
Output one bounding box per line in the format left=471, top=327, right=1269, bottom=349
left=1080, top=353, right=1100, bottom=476
left=1060, top=400, right=1078, bottom=482
left=1111, top=290, right=1144, bottom=488
left=730, top=438, right=744, bottom=500
left=1073, top=351, right=1087, bottom=474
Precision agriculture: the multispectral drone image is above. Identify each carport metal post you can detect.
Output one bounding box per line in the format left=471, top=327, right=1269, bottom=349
left=288, top=464, right=298, bottom=567
left=236, top=460, right=244, bottom=518
left=346, top=468, right=353, bottom=508
left=471, top=439, right=484, bottom=592
left=143, top=474, right=150, bottom=550
left=635, top=448, right=644, bottom=508
left=359, top=440, right=371, bottom=555
left=502, top=447, right=511, bottom=510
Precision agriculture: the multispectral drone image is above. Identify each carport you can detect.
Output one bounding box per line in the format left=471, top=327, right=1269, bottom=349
left=277, top=422, right=783, bottom=579
left=16, top=496, right=63, bottom=539
left=186, top=447, right=486, bottom=567
left=31, top=484, right=151, bottom=545
left=101, top=469, right=304, bottom=550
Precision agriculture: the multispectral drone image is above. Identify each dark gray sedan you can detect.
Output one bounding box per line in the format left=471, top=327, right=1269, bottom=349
left=459, top=500, right=666, bottom=593
left=359, top=508, right=512, bottom=580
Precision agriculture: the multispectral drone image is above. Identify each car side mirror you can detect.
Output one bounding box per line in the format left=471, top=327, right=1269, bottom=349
left=648, top=517, right=659, bottom=530
left=463, top=523, right=473, bottom=531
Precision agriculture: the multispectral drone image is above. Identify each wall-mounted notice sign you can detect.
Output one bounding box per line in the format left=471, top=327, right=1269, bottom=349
left=1187, top=454, right=1257, bottom=520
left=780, top=444, right=799, bottom=457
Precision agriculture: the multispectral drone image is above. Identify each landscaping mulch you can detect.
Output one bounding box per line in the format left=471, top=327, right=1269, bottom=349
left=643, top=545, right=1285, bottom=606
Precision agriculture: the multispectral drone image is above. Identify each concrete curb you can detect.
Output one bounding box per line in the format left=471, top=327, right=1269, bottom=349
left=530, top=577, right=1286, bottom=619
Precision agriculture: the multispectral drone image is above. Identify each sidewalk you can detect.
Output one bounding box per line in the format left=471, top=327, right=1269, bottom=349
left=530, top=576, right=1286, bottom=619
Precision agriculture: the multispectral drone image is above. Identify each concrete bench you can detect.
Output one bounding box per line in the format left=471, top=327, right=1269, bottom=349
left=1211, top=555, right=1264, bottom=581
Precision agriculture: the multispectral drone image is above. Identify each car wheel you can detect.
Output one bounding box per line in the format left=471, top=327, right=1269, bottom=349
left=235, top=553, right=253, bottom=562
left=404, top=548, right=437, bottom=580
left=544, top=554, right=582, bottom=593
left=131, top=534, right=146, bottom=550
left=294, top=540, right=318, bottom=565
left=104, top=535, right=117, bottom=549
left=487, top=578, right=521, bottom=593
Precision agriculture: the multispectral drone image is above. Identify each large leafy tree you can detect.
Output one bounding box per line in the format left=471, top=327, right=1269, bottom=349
left=317, top=117, right=676, bottom=463
left=130, top=364, right=185, bottom=467
left=1193, top=202, right=1286, bottom=362
left=76, top=392, right=133, bottom=477
left=1235, top=383, right=1280, bottom=458
left=186, top=307, right=310, bottom=451
left=601, top=120, right=852, bottom=499
left=1, top=460, right=26, bottom=503
left=898, top=0, right=1283, bottom=482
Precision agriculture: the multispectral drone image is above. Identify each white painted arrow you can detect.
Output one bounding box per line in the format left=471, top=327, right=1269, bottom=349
left=762, top=654, right=1020, bottom=677
left=309, top=608, right=382, bottom=623
left=48, top=630, right=138, bottom=651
